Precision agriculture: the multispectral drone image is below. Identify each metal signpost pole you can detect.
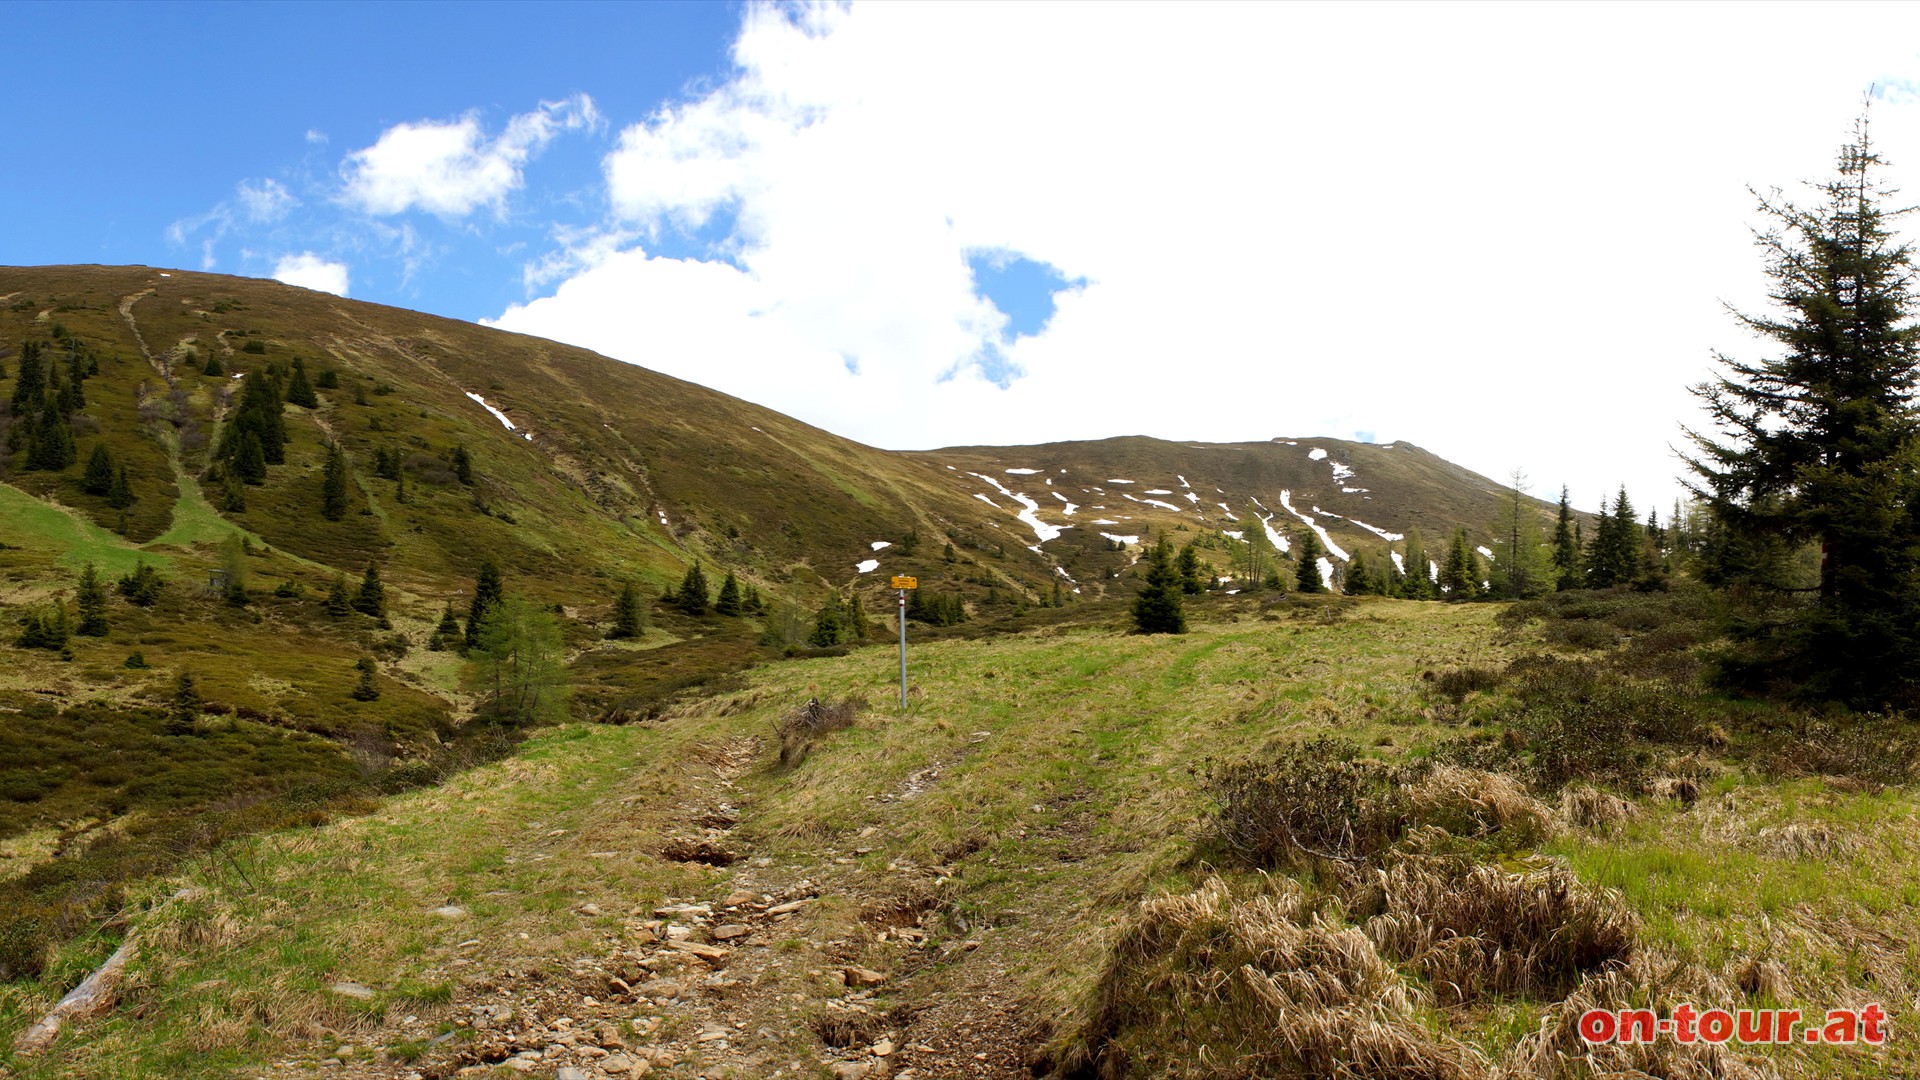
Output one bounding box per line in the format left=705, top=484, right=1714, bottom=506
left=890, top=576, right=916, bottom=710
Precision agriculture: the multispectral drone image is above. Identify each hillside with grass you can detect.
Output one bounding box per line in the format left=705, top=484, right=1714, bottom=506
left=14, top=265, right=1792, bottom=1080
left=1, top=587, right=1912, bottom=1079
left=0, top=264, right=1549, bottom=932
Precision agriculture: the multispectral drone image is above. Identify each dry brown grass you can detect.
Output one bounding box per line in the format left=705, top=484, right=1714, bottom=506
left=773, top=693, right=862, bottom=770
left=1499, top=955, right=1771, bottom=1080
left=1360, top=858, right=1638, bottom=1006
left=1752, top=822, right=1858, bottom=860
left=1406, top=765, right=1553, bottom=847
left=1735, top=956, right=1791, bottom=1000
left=1054, top=876, right=1488, bottom=1079
left=1558, top=784, right=1636, bottom=834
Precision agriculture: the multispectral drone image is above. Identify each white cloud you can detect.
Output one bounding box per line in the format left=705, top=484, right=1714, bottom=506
left=272, top=253, right=350, bottom=297
left=237, top=178, right=297, bottom=223
left=493, top=4, right=1920, bottom=511
left=340, top=94, right=599, bottom=218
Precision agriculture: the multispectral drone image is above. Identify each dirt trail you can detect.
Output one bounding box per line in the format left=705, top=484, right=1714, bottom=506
left=288, top=734, right=1040, bottom=1080
left=117, top=289, right=168, bottom=384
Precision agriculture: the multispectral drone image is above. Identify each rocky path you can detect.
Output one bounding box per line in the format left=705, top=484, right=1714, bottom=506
left=287, top=737, right=1042, bottom=1080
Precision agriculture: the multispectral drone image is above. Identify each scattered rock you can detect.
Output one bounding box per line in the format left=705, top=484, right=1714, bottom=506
left=431, top=905, right=469, bottom=919
left=578, top=903, right=604, bottom=917
left=832, top=1062, right=874, bottom=1080
left=556, top=1069, right=590, bottom=1080
left=842, top=966, right=888, bottom=988
left=634, top=979, right=681, bottom=1000
left=671, top=941, right=732, bottom=966
left=710, top=924, right=750, bottom=941
left=329, top=982, right=376, bottom=1000
left=765, top=898, right=812, bottom=916
left=872, top=1039, right=896, bottom=1057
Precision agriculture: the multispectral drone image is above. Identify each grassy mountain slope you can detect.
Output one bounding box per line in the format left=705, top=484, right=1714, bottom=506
left=917, top=433, right=1561, bottom=589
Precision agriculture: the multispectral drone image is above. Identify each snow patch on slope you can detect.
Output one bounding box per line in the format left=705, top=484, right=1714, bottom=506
left=856, top=559, right=879, bottom=573
left=970, top=472, right=1067, bottom=543
left=465, top=391, right=517, bottom=432
left=1277, top=490, right=1349, bottom=560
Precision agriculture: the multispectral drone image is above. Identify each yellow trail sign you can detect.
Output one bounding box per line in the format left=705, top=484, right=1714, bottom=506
left=890, top=576, right=918, bottom=590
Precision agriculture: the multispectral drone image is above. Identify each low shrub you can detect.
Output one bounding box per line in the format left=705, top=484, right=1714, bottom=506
left=1051, top=876, right=1487, bottom=1079
left=1359, top=858, right=1637, bottom=1005
left=1205, top=737, right=1414, bottom=869
left=773, top=693, right=864, bottom=770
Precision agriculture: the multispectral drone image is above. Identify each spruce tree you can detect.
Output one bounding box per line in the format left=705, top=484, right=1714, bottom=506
left=1584, top=488, right=1641, bottom=588
left=430, top=603, right=463, bottom=649
left=1551, top=486, right=1581, bottom=591
left=1131, top=539, right=1187, bottom=634
left=235, top=430, right=268, bottom=484
left=286, top=357, right=319, bottom=408
left=846, top=592, right=872, bottom=639
left=809, top=592, right=846, bottom=646
left=675, top=562, right=710, bottom=615
left=324, top=576, right=353, bottom=616
left=317, top=367, right=339, bottom=389
left=610, top=581, right=644, bottom=638
left=83, top=443, right=114, bottom=496
left=10, top=341, right=42, bottom=413
left=219, top=367, right=287, bottom=465
left=107, top=463, right=135, bottom=511
left=167, top=671, right=201, bottom=735
left=75, top=563, right=109, bottom=637
left=1685, top=113, right=1920, bottom=702
left=321, top=442, right=349, bottom=520
left=1177, top=542, right=1204, bottom=595
left=466, top=558, right=504, bottom=648
left=352, top=562, right=386, bottom=618
left=1344, top=550, right=1374, bottom=596
left=715, top=571, right=743, bottom=616
left=202, top=352, right=224, bottom=377
left=118, top=562, right=164, bottom=607
left=1439, top=529, right=1478, bottom=599
left=1399, top=529, right=1433, bottom=600
left=25, top=399, right=75, bottom=470
left=350, top=657, right=381, bottom=701
left=1294, top=531, right=1326, bottom=593
left=451, top=444, right=473, bottom=485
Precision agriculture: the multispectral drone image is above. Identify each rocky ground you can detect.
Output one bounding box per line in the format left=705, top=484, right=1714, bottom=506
left=262, top=738, right=1047, bottom=1080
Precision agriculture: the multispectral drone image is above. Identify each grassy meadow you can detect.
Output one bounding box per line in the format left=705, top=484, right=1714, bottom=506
left=0, top=589, right=1912, bottom=1078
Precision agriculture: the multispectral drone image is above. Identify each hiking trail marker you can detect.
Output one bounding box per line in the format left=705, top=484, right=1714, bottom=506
left=892, top=576, right=917, bottom=707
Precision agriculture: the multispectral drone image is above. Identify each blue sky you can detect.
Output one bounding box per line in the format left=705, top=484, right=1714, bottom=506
left=4, top=1, right=740, bottom=318
left=10, top=2, right=1920, bottom=514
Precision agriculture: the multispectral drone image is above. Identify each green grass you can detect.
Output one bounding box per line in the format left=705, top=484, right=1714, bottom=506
left=0, top=482, right=159, bottom=578
left=3, top=597, right=1916, bottom=1077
